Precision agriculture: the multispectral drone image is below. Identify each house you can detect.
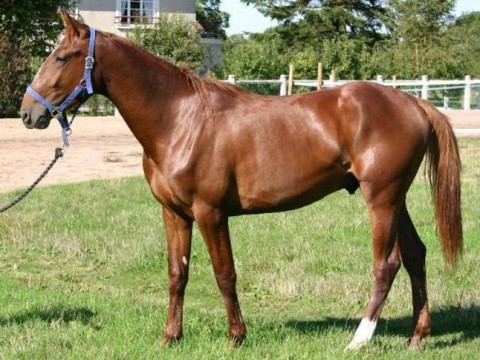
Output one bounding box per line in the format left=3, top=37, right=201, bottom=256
left=75, top=0, right=222, bottom=72
left=76, top=0, right=196, bottom=36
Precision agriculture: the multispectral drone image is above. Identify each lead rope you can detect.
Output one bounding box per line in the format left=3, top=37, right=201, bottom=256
left=0, top=103, right=82, bottom=214
left=0, top=146, right=64, bottom=213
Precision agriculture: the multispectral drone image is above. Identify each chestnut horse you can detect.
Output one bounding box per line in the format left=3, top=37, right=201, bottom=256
left=20, top=11, right=462, bottom=350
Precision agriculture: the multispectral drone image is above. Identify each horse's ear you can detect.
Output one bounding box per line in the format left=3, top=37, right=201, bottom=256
left=59, top=8, right=88, bottom=39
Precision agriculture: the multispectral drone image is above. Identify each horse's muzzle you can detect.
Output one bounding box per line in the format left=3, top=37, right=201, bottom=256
left=21, top=109, right=50, bottom=129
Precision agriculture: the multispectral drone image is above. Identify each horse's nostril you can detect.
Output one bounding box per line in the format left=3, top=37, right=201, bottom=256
left=21, top=109, right=31, bottom=125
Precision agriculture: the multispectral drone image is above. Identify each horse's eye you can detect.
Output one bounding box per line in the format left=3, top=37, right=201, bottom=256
left=55, top=55, right=67, bottom=63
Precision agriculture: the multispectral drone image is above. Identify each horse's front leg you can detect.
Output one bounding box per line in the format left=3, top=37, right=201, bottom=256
left=161, top=206, right=193, bottom=345
left=195, top=206, right=246, bottom=346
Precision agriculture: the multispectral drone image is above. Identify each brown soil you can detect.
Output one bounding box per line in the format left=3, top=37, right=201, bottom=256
left=0, top=116, right=142, bottom=193
left=1, top=110, right=479, bottom=193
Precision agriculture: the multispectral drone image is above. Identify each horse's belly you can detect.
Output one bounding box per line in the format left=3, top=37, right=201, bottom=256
left=236, top=166, right=346, bottom=214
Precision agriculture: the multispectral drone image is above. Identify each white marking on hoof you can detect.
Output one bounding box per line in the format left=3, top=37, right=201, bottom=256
left=345, top=318, right=377, bottom=350
left=182, top=256, right=188, bottom=265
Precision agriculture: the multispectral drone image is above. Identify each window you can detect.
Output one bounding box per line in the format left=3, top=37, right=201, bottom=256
left=119, top=0, right=154, bottom=25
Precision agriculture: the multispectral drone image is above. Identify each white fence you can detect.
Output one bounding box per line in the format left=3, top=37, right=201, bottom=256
left=226, top=75, right=480, bottom=110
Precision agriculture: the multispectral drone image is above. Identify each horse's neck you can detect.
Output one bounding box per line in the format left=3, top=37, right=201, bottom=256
left=97, top=35, right=196, bottom=152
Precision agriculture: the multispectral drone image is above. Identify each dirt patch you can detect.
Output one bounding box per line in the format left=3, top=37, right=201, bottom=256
left=1, top=110, right=479, bottom=193
left=443, top=109, right=480, bottom=128
left=0, top=116, right=143, bottom=193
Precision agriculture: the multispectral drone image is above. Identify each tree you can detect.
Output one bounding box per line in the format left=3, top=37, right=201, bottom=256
left=241, top=0, right=387, bottom=48
left=384, top=0, right=455, bottom=40
left=320, top=35, right=373, bottom=79
left=196, top=0, right=230, bottom=39
left=220, top=0, right=473, bottom=82
left=128, top=14, right=205, bottom=71
left=216, top=33, right=289, bottom=93
left=218, top=33, right=289, bottom=78
left=0, top=36, right=31, bottom=117
left=450, top=12, right=480, bottom=77
left=0, top=1, right=77, bottom=117
left=232, top=0, right=387, bottom=81
left=372, top=0, right=461, bottom=78
left=0, top=0, right=77, bottom=58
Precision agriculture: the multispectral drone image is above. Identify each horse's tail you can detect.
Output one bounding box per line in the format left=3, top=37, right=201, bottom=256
left=415, top=97, right=463, bottom=270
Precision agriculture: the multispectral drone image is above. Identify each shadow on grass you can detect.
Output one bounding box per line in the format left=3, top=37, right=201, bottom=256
left=286, top=304, right=480, bottom=347
left=0, top=305, right=100, bottom=329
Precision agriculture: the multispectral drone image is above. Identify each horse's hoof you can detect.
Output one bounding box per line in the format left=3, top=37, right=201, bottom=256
left=229, top=334, right=246, bottom=348
left=406, top=337, right=423, bottom=351
left=344, top=340, right=368, bottom=351
left=160, top=334, right=182, bottom=347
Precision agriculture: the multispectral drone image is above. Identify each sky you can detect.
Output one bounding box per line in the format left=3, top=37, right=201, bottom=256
left=221, top=0, right=480, bottom=36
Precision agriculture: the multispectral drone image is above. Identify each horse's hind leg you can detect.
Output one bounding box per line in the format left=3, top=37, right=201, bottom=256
left=397, top=204, right=431, bottom=349
left=346, top=191, right=403, bottom=350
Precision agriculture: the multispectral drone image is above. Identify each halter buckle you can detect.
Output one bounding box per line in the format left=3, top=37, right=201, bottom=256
left=51, top=107, right=63, bottom=118
left=85, top=56, right=94, bottom=70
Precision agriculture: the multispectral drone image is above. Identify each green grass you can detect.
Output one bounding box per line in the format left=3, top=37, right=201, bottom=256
left=0, top=138, right=479, bottom=359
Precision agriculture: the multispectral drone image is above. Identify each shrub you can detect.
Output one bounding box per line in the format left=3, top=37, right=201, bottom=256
left=0, top=36, right=32, bottom=118
left=128, top=14, right=205, bottom=72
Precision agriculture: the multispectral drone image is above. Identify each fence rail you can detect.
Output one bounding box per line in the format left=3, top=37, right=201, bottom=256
left=226, top=74, right=480, bottom=110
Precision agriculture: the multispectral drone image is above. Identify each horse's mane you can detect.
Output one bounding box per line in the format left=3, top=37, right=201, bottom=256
left=108, top=32, right=250, bottom=102
left=190, top=75, right=250, bottom=98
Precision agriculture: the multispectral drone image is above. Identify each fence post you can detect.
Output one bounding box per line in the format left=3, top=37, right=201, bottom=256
left=317, top=63, right=323, bottom=90
left=280, top=74, right=287, bottom=96
left=330, top=70, right=336, bottom=84
left=477, top=86, right=480, bottom=109
left=443, top=96, right=450, bottom=109
left=464, top=75, right=472, bottom=110
left=421, top=75, right=428, bottom=100
left=288, top=64, right=295, bottom=95
left=376, top=75, right=384, bottom=83
left=227, top=74, right=236, bottom=85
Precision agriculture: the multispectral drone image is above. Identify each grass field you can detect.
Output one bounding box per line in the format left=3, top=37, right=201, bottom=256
left=0, top=139, right=479, bottom=359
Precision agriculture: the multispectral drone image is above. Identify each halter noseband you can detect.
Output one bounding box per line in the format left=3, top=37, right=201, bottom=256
left=26, top=28, right=97, bottom=146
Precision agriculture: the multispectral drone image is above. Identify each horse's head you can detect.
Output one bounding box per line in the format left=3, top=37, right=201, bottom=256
left=20, top=10, right=95, bottom=132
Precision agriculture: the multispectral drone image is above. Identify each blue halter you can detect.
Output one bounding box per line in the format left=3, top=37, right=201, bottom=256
left=26, top=28, right=96, bottom=146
